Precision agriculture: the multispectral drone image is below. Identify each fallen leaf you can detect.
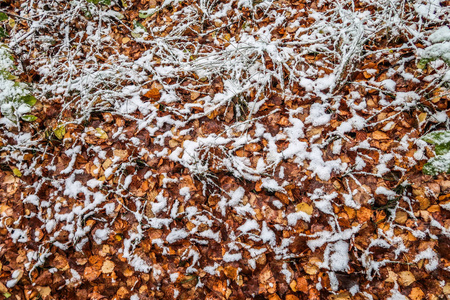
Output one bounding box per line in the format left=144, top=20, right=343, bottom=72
left=95, top=128, right=108, bottom=139
left=101, top=260, right=115, bottom=274
left=296, top=277, right=308, bottom=294
left=12, top=168, right=21, bottom=178
left=144, top=88, right=161, bottom=100
left=372, top=130, right=389, bottom=140
left=0, top=282, right=7, bottom=293
left=84, top=266, right=101, bottom=281
left=37, top=286, right=51, bottom=298
left=409, top=287, right=425, bottom=300
left=296, top=203, right=313, bottom=215
left=398, top=271, right=415, bottom=286
left=53, top=124, right=66, bottom=140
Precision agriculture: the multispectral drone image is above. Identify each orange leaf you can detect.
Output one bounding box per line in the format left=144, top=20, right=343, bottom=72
left=144, top=88, right=161, bottom=100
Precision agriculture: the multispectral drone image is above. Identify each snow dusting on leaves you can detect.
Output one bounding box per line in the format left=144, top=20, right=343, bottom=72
left=0, top=0, right=449, bottom=299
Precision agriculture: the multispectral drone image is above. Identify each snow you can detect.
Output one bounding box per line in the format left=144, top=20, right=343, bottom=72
left=1, top=0, right=448, bottom=297
left=414, top=0, right=442, bottom=20
left=223, top=252, right=242, bottom=262
left=260, top=178, right=284, bottom=192
left=329, top=241, right=350, bottom=272
left=287, top=211, right=311, bottom=225
left=381, top=79, right=396, bottom=91
left=280, top=263, right=292, bottom=283
left=305, top=103, right=331, bottom=126
left=166, top=228, right=189, bottom=244
left=260, top=221, right=276, bottom=246
left=414, top=248, right=438, bottom=272
left=93, top=228, right=111, bottom=244
left=430, top=26, right=450, bottom=43
left=237, top=219, right=259, bottom=233
left=6, top=270, right=22, bottom=288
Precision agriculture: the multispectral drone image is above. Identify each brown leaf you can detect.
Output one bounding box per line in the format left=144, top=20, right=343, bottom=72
left=0, top=282, right=7, bottom=293
left=296, top=277, right=308, bottom=294
left=53, top=254, right=70, bottom=271
left=88, top=255, right=104, bottom=270
left=223, top=265, right=238, bottom=280
left=304, top=257, right=321, bottom=275
left=116, top=286, right=129, bottom=299
left=259, top=265, right=276, bottom=294
left=372, top=130, right=390, bottom=140
left=84, top=266, right=101, bottom=281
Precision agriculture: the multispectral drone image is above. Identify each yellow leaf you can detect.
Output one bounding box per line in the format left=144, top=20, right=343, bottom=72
left=418, top=112, right=427, bottom=125
left=207, top=109, right=220, bottom=119
left=95, top=128, right=108, bottom=139
left=12, top=168, right=22, bottom=177
left=296, top=202, right=313, bottom=215
left=53, top=125, right=66, bottom=140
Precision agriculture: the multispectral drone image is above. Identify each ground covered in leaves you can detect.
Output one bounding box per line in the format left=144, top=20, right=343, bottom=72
left=0, top=0, right=450, bottom=299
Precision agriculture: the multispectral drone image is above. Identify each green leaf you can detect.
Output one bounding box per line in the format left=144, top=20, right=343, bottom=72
left=423, top=155, right=450, bottom=175
left=21, top=95, right=37, bottom=106
left=7, top=73, right=18, bottom=80
left=131, top=21, right=147, bottom=38
left=0, top=12, right=8, bottom=21
left=422, top=162, right=436, bottom=175
left=0, top=27, right=8, bottom=38
left=434, top=142, right=450, bottom=155
left=417, top=58, right=430, bottom=70
left=421, top=130, right=450, bottom=145
left=139, top=8, right=158, bottom=18
left=21, top=115, right=37, bottom=122
left=86, top=0, right=110, bottom=5
left=3, top=293, right=11, bottom=298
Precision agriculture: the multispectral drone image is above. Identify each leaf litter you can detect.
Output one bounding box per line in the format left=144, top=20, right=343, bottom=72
left=0, top=0, right=449, bottom=299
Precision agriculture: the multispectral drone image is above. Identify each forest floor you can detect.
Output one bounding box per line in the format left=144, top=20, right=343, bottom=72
left=0, top=0, right=449, bottom=299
